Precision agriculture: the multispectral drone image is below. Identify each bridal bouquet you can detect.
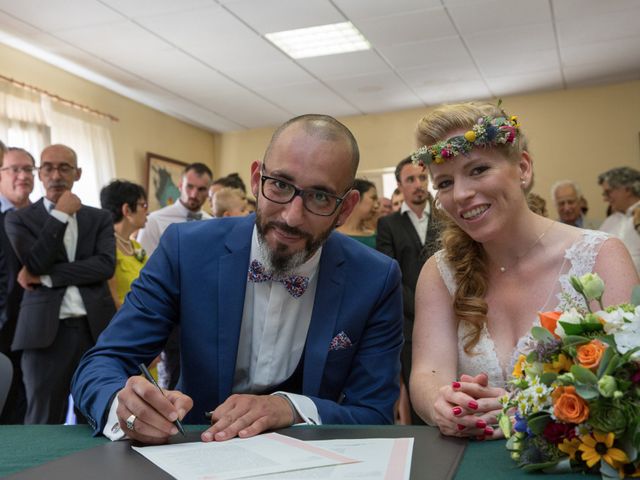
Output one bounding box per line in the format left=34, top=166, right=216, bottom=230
left=498, top=273, right=640, bottom=478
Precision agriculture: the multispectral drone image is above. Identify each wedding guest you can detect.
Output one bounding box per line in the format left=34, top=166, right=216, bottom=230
left=336, top=179, right=379, bottom=248
left=210, top=187, right=249, bottom=218
left=99, top=180, right=149, bottom=309
left=409, top=102, right=638, bottom=439
left=598, top=167, right=640, bottom=273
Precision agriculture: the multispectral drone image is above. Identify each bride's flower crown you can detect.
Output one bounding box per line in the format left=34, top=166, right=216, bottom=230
left=411, top=113, right=520, bottom=166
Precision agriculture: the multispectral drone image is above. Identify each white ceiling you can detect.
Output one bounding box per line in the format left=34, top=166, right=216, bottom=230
left=1, top=0, right=639, bottom=133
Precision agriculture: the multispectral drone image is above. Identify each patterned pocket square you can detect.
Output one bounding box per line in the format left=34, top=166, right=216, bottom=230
left=329, top=331, right=352, bottom=351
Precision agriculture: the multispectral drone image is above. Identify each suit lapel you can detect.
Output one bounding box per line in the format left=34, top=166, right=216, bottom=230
left=303, top=233, right=346, bottom=396
left=399, top=212, right=423, bottom=248
left=216, top=217, right=253, bottom=403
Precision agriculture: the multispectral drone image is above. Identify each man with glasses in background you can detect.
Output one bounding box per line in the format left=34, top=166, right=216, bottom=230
left=0, top=145, right=35, bottom=423
left=72, top=115, right=403, bottom=444
left=5, top=144, right=115, bottom=424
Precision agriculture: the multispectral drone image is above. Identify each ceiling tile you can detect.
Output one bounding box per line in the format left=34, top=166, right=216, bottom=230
left=0, top=0, right=123, bottom=32
left=564, top=63, right=640, bottom=88
left=298, top=50, right=390, bottom=80
left=485, top=69, right=564, bottom=96
left=398, top=62, right=482, bottom=87
left=413, top=79, right=492, bottom=105
left=556, top=9, right=640, bottom=47
left=223, top=0, right=344, bottom=34
left=552, top=0, right=640, bottom=20
left=356, top=7, right=457, bottom=47
left=378, top=36, right=471, bottom=70
left=0, top=11, right=44, bottom=40
left=561, top=35, right=640, bottom=68
left=333, top=0, right=442, bottom=20
left=325, top=72, right=423, bottom=112
left=256, top=81, right=361, bottom=117
left=447, top=0, right=551, bottom=35
left=221, top=61, right=315, bottom=90
left=137, top=5, right=286, bottom=69
left=98, top=0, right=213, bottom=19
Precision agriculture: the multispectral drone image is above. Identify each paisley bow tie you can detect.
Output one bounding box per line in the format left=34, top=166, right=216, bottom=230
left=248, top=259, right=309, bottom=298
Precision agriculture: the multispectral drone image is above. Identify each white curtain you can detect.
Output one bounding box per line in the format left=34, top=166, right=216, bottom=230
left=0, top=84, right=116, bottom=207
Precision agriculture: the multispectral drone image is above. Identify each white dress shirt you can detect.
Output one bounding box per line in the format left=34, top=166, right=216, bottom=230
left=600, top=200, right=640, bottom=273
left=104, top=226, right=322, bottom=440
left=40, top=198, right=87, bottom=318
left=137, top=201, right=212, bottom=256
left=400, top=201, right=431, bottom=245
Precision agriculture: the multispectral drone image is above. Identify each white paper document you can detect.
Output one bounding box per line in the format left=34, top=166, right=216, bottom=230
left=131, top=432, right=358, bottom=480
left=247, top=438, right=414, bottom=480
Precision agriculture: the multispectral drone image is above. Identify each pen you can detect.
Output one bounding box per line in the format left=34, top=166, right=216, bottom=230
left=138, top=363, right=185, bottom=436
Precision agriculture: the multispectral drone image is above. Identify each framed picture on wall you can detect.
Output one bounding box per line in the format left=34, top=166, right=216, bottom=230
left=146, top=153, right=187, bottom=212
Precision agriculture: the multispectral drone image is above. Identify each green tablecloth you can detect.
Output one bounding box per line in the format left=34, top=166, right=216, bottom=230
left=0, top=425, right=595, bottom=479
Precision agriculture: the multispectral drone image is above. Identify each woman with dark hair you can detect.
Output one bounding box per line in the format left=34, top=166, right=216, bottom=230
left=100, top=180, right=148, bottom=308
left=409, top=102, right=638, bottom=439
left=336, top=178, right=379, bottom=248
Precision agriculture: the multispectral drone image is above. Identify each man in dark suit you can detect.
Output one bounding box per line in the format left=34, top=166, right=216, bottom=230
left=72, top=114, right=403, bottom=444
left=5, top=144, right=115, bottom=424
left=0, top=146, right=35, bottom=423
left=376, top=156, right=440, bottom=424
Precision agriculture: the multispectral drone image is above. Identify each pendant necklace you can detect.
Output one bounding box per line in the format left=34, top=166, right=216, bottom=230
left=497, top=221, right=554, bottom=273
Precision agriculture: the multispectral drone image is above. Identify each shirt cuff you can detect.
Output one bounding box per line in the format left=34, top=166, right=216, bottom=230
left=40, top=275, right=52, bottom=288
left=103, top=396, right=127, bottom=441
left=50, top=209, right=70, bottom=223
left=272, top=392, right=321, bottom=425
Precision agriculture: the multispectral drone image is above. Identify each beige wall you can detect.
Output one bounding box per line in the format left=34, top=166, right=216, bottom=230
left=0, top=43, right=218, bottom=188
left=218, top=80, right=640, bottom=225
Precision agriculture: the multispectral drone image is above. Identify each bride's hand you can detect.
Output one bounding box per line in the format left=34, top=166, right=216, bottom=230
left=432, top=373, right=506, bottom=439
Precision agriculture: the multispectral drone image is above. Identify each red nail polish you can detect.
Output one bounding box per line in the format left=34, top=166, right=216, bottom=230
left=452, top=381, right=461, bottom=389
left=452, top=406, right=462, bottom=416
left=484, top=427, right=494, bottom=436
left=457, top=424, right=465, bottom=431
left=468, top=400, right=479, bottom=410
left=475, top=419, right=486, bottom=429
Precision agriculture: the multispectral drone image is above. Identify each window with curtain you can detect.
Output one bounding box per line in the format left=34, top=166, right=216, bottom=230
left=0, top=83, right=116, bottom=207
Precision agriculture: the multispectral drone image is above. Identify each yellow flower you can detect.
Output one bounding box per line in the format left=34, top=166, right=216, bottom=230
left=434, top=156, right=444, bottom=164
left=558, top=437, right=581, bottom=460
left=578, top=431, right=629, bottom=468
left=510, top=115, right=520, bottom=128
left=512, top=354, right=527, bottom=378
left=464, top=130, right=476, bottom=142
left=543, top=353, right=573, bottom=374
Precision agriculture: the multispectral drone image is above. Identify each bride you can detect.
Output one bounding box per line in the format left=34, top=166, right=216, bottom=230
left=409, top=102, right=638, bottom=439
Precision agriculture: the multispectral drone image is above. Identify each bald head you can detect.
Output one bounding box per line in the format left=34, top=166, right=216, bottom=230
left=264, top=114, right=359, bottom=178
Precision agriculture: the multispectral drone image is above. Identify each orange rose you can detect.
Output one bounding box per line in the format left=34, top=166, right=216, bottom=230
left=552, top=386, right=589, bottom=424
left=576, top=339, right=607, bottom=370
left=539, top=311, right=562, bottom=339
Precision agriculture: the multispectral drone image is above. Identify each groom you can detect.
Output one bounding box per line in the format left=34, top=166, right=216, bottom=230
left=72, top=114, right=403, bottom=443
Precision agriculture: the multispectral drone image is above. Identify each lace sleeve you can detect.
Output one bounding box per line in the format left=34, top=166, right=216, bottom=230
left=435, top=249, right=456, bottom=296
left=556, top=230, right=611, bottom=310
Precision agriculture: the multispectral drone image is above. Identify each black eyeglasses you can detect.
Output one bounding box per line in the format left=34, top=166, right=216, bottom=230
left=39, top=163, right=76, bottom=175
left=260, top=168, right=348, bottom=216
left=0, top=165, right=35, bottom=176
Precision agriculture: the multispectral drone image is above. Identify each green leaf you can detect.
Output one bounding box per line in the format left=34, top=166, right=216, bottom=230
left=582, top=322, right=604, bottom=333
left=598, top=335, right=617, bottom=349
left=600, top=460, right=619, bottom=479
left=527, top=412, right=551, bottom=435
left=570, top=276, right=584, bottom=295
left=543, top=457, right=573, bottom=473
left=540, top=372, right=557, bottom=386
left=631, top=284, right=640, bottom=306
left=596, top=346, right=616, bottom=378
left=562, top=335, right=590, bottom=347
left=531, top=326, right=555, bottom=342
left=558, top=321, right=585, bottom=335
left=575, top=384, right=599, bottom=400
left=521, top=461, right=559, bottom=472
left=498, top=413, right=512, bottom=439
left=571, top=364, right=598, bottom=384
left=526, top=351, right=537, bottom=364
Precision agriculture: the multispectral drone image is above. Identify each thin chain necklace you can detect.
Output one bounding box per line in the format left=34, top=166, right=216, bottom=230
left=497, top=221, right=555, bottom=273
left=114, top=232, right=134, bottom=256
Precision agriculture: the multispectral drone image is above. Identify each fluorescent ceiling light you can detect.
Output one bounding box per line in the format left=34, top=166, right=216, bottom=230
left=266, top=22, right=370, bottom=59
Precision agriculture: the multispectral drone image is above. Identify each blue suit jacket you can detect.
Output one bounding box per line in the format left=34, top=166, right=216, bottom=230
left=72, top=215, right=403, bottom=434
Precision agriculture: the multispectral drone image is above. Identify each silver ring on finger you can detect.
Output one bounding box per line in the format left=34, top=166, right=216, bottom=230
left=126, top=414, right=137, bottom=431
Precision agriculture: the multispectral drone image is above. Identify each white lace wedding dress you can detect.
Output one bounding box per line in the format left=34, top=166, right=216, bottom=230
left=435, top=230, right=609, bottom=387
